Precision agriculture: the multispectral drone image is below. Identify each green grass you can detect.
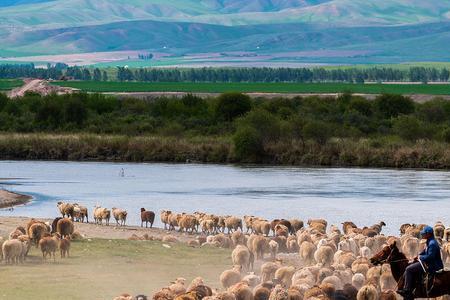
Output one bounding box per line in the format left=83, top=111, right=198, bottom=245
left=53, top=81, right=450, bottom=95
left=0, top=79, right=23, bottom=90
left=0, top=238, right=231, bottom=300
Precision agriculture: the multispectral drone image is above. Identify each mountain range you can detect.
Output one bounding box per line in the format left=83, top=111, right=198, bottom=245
left=1, top=0, right=450, bottom=64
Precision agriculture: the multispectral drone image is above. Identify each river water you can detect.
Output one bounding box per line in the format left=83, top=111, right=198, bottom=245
left=0, top=160, right=448, bottom=235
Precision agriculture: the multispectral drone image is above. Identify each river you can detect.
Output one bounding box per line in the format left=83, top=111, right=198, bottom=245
left=0, top=160, right=448, bottom=235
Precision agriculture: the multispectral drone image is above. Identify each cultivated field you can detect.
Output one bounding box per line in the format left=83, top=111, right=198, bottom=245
left=0, top=79, right=23, bottom=91
left=53, top=81, right=450, bottom=95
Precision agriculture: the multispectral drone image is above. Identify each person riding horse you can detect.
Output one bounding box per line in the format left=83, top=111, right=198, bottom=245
left=397, top=225, right=444, bottom=299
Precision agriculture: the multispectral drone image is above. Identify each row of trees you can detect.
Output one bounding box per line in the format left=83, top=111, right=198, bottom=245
left=123, top=67, right=450, bottom=83
left=1, top=64, right=449, bottom=83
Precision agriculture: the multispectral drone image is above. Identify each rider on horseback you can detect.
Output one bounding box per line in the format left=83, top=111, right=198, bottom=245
left=397, top=225, right=444, bottom=299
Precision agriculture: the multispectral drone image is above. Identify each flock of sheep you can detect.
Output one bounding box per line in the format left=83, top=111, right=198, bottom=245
left=1, top=201, right=450, bottom=300
left=1, top=217, right=75, bottom=264
left=117, top=210, right=450, bottom=300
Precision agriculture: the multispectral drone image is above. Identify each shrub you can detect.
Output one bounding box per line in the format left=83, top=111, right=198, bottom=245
left=303, top=120, right=332, bottom=144
left=375, top=94, right=415, bottom=118
left=233, top=126, right=263, bottom=162
left=392, top=115, right=423, bottom=141
left=215, top=93, right=252, bottom=122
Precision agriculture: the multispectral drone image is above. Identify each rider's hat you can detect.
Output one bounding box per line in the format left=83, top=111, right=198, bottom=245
left=420, top=225, right=433, bottom=236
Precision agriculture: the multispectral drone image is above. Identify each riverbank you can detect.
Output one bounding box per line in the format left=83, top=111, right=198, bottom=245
left=0, top=189, right=32, bottom=208
left=1, top=133, right=450, bottom=169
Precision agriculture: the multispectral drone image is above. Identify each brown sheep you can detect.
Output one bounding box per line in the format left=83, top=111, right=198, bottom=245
left=254, top=287, right=270, bottom=300
left=249, top=235, right=269, bottom=260
left=57, top=201, right=74, bottom=219
left=39, top=234, right=60, bottom=261
left=51, top=217, right=63, bottom=233
left=112, top=207, right=128, bottom=226
left=28, top=222, right=50, bottom=247
left=220, top=266, right=242, bottom=289
left=153, top=288, right=176, bottom=300
left=270, top=219, right=292, bottom=236
left=178, top=215, right=198, bottom=233
left=141, top=208, right=155, bottom=228
left=59, top=236, right=71, bottom=258
left=56, top=218, right=74, bottom=238
left=225, top=217, right=243, bottom=234
left=274, top=266, right=296, bottom=288
left=93, top=206, right=111, bottom=225
left=289, top=219, right=304, bottom=234
left=232, top=245, right=252, bottom=272
left=299, top=241, right=316, bottom=266
left=356, top=284, right=378, bottom=300
left=161, top=210, right=172, bottom=230
left=253, top=220, right=271, bottom=236
left=73, top=203, right=89, bottom=223
left=228, top=282, right=253, bottom=300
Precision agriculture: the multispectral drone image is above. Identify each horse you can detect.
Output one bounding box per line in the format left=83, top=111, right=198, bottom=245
left=370, top=241, right=450, bottom=299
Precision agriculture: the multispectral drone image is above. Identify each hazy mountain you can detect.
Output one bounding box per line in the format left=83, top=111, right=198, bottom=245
left=1, top=0, right=449, bottom=63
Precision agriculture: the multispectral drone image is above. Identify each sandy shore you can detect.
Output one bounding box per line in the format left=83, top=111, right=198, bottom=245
left=0, top=216, right=200, bottom=243
left=0, top=189, right=32, bottom=209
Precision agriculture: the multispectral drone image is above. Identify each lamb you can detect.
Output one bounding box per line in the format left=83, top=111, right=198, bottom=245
left=57, top=201, right=74, bottom=219
left=59, top=236, right=71, bottom=258
left=2, top=239, right=24, bottom=264
left=56, top=218, right=74, bottom=238
left=286, top=236, right=299, bottom=253
left=232, top=245, right=252, bottom=271
left=141, top=208, right=155, bottom=228
left=220, top=266, right=241, bottom=289
left=268, top=240, right=279, bottom=260
left=93, top=206, right=111, bottom=225
left=39, top=234, right=60, bottom=261
left=356, top=284, right=378, bottom=300
left=73, top=203, right=89, bottom=223
left=112, top=207, right=128, bottom=226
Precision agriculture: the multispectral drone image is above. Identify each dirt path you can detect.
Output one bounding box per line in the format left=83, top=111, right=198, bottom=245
left=8, top=79, right=77, bottom=98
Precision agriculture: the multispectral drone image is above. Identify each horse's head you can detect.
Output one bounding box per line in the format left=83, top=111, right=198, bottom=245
left=370, top=241, right=399, bottom=265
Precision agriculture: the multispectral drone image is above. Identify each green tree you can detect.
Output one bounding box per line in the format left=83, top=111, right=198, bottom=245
left=215, top=93, right=252, bottom=122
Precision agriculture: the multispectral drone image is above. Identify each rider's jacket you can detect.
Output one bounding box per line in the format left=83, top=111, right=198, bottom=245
left=419, top=237, right=444, bottom=273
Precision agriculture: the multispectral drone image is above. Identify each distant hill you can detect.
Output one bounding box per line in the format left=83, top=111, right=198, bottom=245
left=1, top=0, right=450, bottom=64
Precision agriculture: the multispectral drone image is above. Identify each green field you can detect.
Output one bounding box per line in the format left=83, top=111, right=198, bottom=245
left=53, top=81, right=450, bottom=95
left=0, top=79, right=23, bottom=91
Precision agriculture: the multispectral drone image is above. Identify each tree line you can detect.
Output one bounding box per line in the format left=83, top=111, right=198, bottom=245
left=1, top=64, right=449, bottom=83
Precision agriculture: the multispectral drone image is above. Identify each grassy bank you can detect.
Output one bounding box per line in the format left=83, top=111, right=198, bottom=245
left=1, top=134, right=450, bottom=169
left=52, top=81, right=450, bottom=95
left=0, top=238, right=230, bottom=300
left=0, top=79, right=23, bottom=90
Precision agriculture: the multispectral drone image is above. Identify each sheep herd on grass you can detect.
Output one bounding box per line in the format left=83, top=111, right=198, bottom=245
left=118, top=210, right=450, bottom=300
left=1, top=217, right=77, bottom=264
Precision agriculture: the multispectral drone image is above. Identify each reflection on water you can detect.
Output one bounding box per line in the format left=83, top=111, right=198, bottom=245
left=0, top=161, right=449, bottom=235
